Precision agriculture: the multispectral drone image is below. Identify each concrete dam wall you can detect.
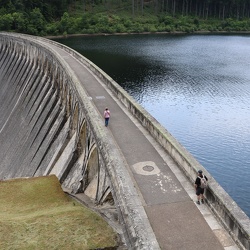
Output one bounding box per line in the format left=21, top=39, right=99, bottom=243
left=0, top=32, right=160, bottom=249
left=0, top=32, right=249, bottom=250
left=0, top=36, right=92, bottom=181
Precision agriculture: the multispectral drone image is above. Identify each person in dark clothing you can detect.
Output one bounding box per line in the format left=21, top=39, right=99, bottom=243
left=195, top=170, right=208, bottom=205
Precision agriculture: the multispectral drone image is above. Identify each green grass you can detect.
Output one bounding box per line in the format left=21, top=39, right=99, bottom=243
left=0, top=175, right=118, bottom=249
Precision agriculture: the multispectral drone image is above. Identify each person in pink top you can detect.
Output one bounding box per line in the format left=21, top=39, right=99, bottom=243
left=104, top=107, right=111, bottom=127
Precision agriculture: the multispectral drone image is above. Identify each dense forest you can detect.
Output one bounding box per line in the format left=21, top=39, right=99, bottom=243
left=0, top=0, right=250, bottom=36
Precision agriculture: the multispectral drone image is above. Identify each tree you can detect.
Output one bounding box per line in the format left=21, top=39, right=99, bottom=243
left=58, top=12, right=71, bottom=33
left=12, top=12, right=27, bottom=31
left=0, top=14, right=14, bottom=30
left=27, top=8, right=46, bottom=35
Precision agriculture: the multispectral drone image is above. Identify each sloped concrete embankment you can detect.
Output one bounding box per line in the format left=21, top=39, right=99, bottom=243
left=0, top=33, right=160, bottom=249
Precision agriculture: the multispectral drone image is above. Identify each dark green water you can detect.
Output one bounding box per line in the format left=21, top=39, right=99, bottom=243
left=54, top=34, right=250, bottom=217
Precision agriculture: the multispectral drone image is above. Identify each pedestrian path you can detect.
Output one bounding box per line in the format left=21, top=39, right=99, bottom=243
left=49, top=42, right=239, bottom=250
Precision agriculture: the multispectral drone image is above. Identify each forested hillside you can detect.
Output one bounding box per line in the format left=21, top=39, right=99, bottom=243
left=0, top=0, right=250, bottom=36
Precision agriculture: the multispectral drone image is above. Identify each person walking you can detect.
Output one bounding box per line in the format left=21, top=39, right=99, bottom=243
left=194, top=170, right=208, bottom=205
left=104, top=107, right=110, bottom=127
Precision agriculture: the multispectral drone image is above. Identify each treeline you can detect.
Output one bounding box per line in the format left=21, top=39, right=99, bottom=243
left=0, top=0, right=67, bottom=20
left=0, top=0, right=68, bottom=35
left=139, top=0, right=250, bottom=19
left=0, top=0, right=250, bottom=36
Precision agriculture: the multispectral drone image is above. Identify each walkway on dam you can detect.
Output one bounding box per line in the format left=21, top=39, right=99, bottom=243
left=47, top=41, right=238, bottom=250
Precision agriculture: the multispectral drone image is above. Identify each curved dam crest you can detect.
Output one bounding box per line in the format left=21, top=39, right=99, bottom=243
left=0, top=32, right=249, bottom=250
left=0, top=32, right=160, bottom=249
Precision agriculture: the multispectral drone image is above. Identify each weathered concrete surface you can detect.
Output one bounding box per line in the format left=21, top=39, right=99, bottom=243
left=0, top=32, right=249, bottom=250
left=0, top=32, right=159, bottom=249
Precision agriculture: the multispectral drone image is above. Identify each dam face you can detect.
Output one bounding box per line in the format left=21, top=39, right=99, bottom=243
left=0, top=36, right=81, bottom=180
left=0, top=33, right=115, bottom=205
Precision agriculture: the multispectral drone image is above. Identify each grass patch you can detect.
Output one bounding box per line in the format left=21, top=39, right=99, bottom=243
left=0, top=175, right=118, bottom=249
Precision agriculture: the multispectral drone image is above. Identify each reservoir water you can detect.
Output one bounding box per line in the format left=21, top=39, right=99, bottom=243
left=54, top=34, right=250, bottom=217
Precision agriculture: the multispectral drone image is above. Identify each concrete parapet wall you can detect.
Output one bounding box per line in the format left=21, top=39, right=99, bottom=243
left=36, top=35, right=250, bottom=250
left=0, top=32, right=160, bottom=249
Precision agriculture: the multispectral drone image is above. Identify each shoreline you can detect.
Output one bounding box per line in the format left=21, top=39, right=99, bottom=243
left=45, top=30, right=250, bottom=39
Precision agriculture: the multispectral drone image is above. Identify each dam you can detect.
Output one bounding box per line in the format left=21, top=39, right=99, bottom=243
left=0, top=32, right=249, bottom=249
